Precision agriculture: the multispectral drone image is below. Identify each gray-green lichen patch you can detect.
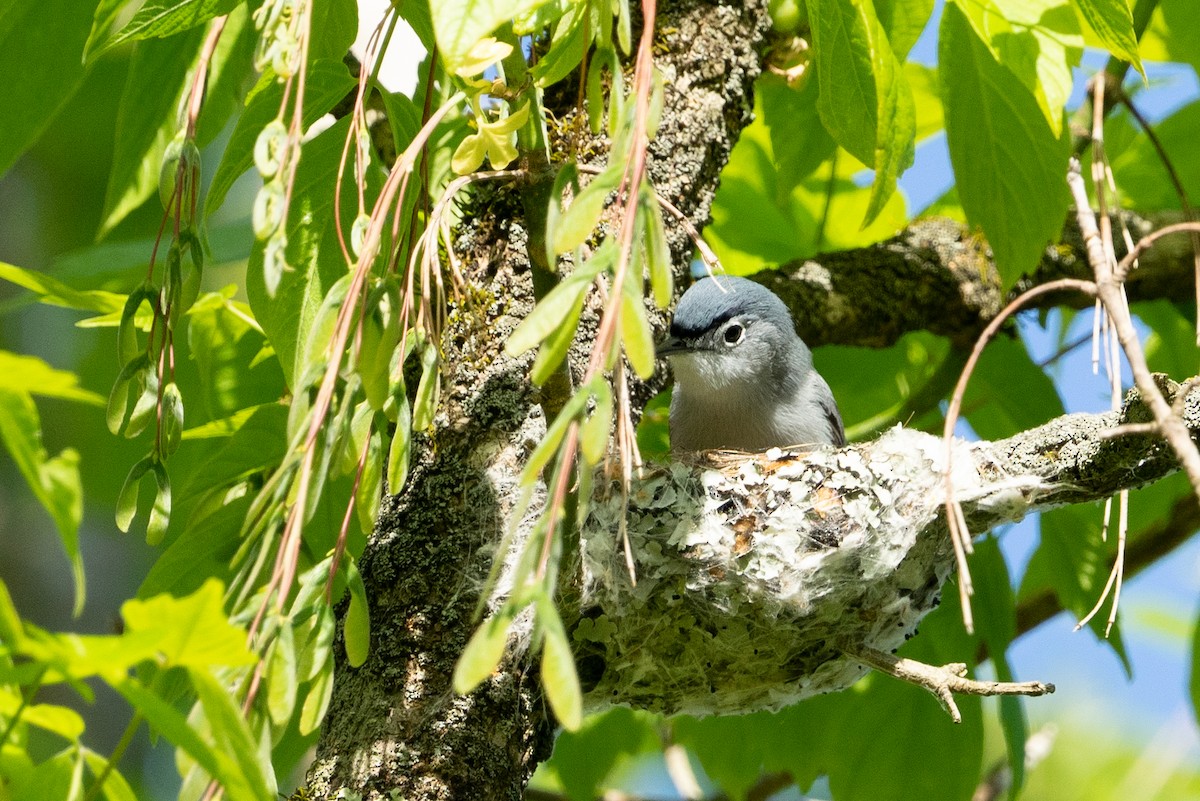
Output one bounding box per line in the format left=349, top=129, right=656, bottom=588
left=571, top=427, right=1049, bottom=716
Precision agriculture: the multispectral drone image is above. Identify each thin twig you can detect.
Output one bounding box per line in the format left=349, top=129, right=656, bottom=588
left=843, top=643, right=1054, bottom=725
left=1087, top=76, right=1130, bottom=638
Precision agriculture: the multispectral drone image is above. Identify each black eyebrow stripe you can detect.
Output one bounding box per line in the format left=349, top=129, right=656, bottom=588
left=670, top=309, right=747, bottom=338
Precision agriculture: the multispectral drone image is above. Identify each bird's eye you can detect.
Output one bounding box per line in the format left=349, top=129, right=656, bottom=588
left=723, top=323, right=745, bottom=345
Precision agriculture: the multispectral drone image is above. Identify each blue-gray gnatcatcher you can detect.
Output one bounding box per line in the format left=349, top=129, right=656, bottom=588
left=658, top=275, right=846, bottom=452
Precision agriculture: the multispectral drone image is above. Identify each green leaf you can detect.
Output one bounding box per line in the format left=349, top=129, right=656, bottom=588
left=451, top=131, right=488, bottom=175
left=579, top=381, right=612, bottom=465
left=344, top=560, right=371, bottom=668
left=358, top=286, right=402, bottom=411
left=353, top=410, right=385, bottom=529
left=0, top=388, right=86, bottom=617
left=1141, top=300, right=1200, bottom=378
left=1019, top=503, right=1131, bottom=670
left=187, top=666, right=274, bottom=800
left=0, top=689, right=85, bottom=741
left=1074, top=0, right=1143, bottom=76
left=506, top=276, right=591, bottom=358
left=81, top=748, right=138, bottom=801
left=431, top=0, right=556, bottom=71
left=531, top=6, right=588, bottom=86
left=12, top=749, right=76, bottom=801
left=139, top=494, right=250, bottom=598
left=0, top=261, right=125, bottom=315
left=521, top=387, right=591, bottom=483
left=806, top=0, right=916, bottom=226
left=107, top=355, right=150, bottom=436
left=146, top=460, right=172, bottom=546
left=1111, top=100, right=1200, bottom=213
left=537, top=597, right=582, bottom=731
left=939, top=1, right=1070, bottom=287
left=1140, top=0, right=1200, bottom=76
left=99, top=28, right=206, bottom=238
left=186, top=290, right=284, bottom=421
left=619, top=279, right=656, bottom=380
left=675, top=713, right=774, bottom=799
left=968, top=536, right=1027, bottom=794
left=116, top=457, right=152, bottom=534
left=294, top=271, right=355, bottom=392
left=0, top=580, right=25, bottom=647
left=378, top=90, right=424, bottom=157
left=906, top=62, right=944, bottom=141
left=99, top=0, right=243, bottom=53
left=951, top=0, right=1083, bottom=137
left=529, top=291, right=586, bottom=386
left=161, top=382, right=184, bottom=456
left=85, top=0, right=132, bottom=60
left=310, top=0, right=360, bottom=63
left=963, top=335, right=1063, bottom=440
left=0, top=351, right=103, bottom=406
left=299, top=657, right=335, bottom=735
left=386, top=394, right=412, bottom=493
left=411, top=338, right=441, bottom=431
left=828, top=664, right=980, bottom=800
left=873, top=0, right=935, bottom=60
left=115, top=677, right=262, bottom=801
left=551, top=165, right=621, bottom=254
left=207, top=59, right=358, bottom=216
left=121, top=579, right=256, bottom=668
left=540, top=707, right=659, bottom=801
left=267, top=622, right=298, bottom=727
left=179, top=404, right=289, bottom=505
left=0, top=0, right=92, bottom=177
left=641, top=189, right=673, bottom=309
left=453, top=610, right=514, bottom=694
left=294, top=601, right=336, bottom=683
left=507, top=249, right=609, bottom=357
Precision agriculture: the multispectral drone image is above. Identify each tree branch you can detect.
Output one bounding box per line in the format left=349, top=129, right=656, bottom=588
left=308, top=2, right=773, bottom=799
left=754, top=212, right=1195, bottom=349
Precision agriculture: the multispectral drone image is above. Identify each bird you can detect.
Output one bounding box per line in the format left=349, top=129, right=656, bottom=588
left=657, top=275, right=846, bottom=453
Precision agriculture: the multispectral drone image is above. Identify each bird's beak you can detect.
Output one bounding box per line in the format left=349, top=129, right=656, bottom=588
left=656, top=335, right=690, bottom=358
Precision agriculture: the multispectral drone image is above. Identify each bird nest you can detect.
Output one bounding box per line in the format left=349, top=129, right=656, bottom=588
left=571, top=428, right=1027, bottom=717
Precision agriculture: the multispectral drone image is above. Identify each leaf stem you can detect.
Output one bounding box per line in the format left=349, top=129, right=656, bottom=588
left=82, top=711, right=143, bottom=801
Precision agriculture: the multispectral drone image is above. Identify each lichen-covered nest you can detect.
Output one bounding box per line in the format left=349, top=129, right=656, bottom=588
left=572, top=427, right=1041, bottom=717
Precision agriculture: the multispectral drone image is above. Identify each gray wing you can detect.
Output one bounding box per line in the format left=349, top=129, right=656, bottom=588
left=815, top=377, right=846, bottom=447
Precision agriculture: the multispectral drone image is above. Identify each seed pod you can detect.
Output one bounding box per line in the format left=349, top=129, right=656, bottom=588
left=264, top=232, right=288, bottom=297
left=159, top=134, right=201, bottom=225
left=253, top=179, right=286, bottom=240
left=254, top=119, right=289, bottom=177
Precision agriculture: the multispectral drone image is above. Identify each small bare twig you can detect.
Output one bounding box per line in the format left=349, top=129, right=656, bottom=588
left=843, top=644, right=1054, bottom=725
left=1086, top=76, right=1130, bottom=638
left=1097, top=421, right=1160, bottom=439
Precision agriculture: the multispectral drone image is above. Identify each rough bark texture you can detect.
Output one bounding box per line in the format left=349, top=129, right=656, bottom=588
left=304, top=1, right=1200, bottom=797
left=305, top=2, right=772, bottom=799
left=756, top=211, right=1194, bottom=349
